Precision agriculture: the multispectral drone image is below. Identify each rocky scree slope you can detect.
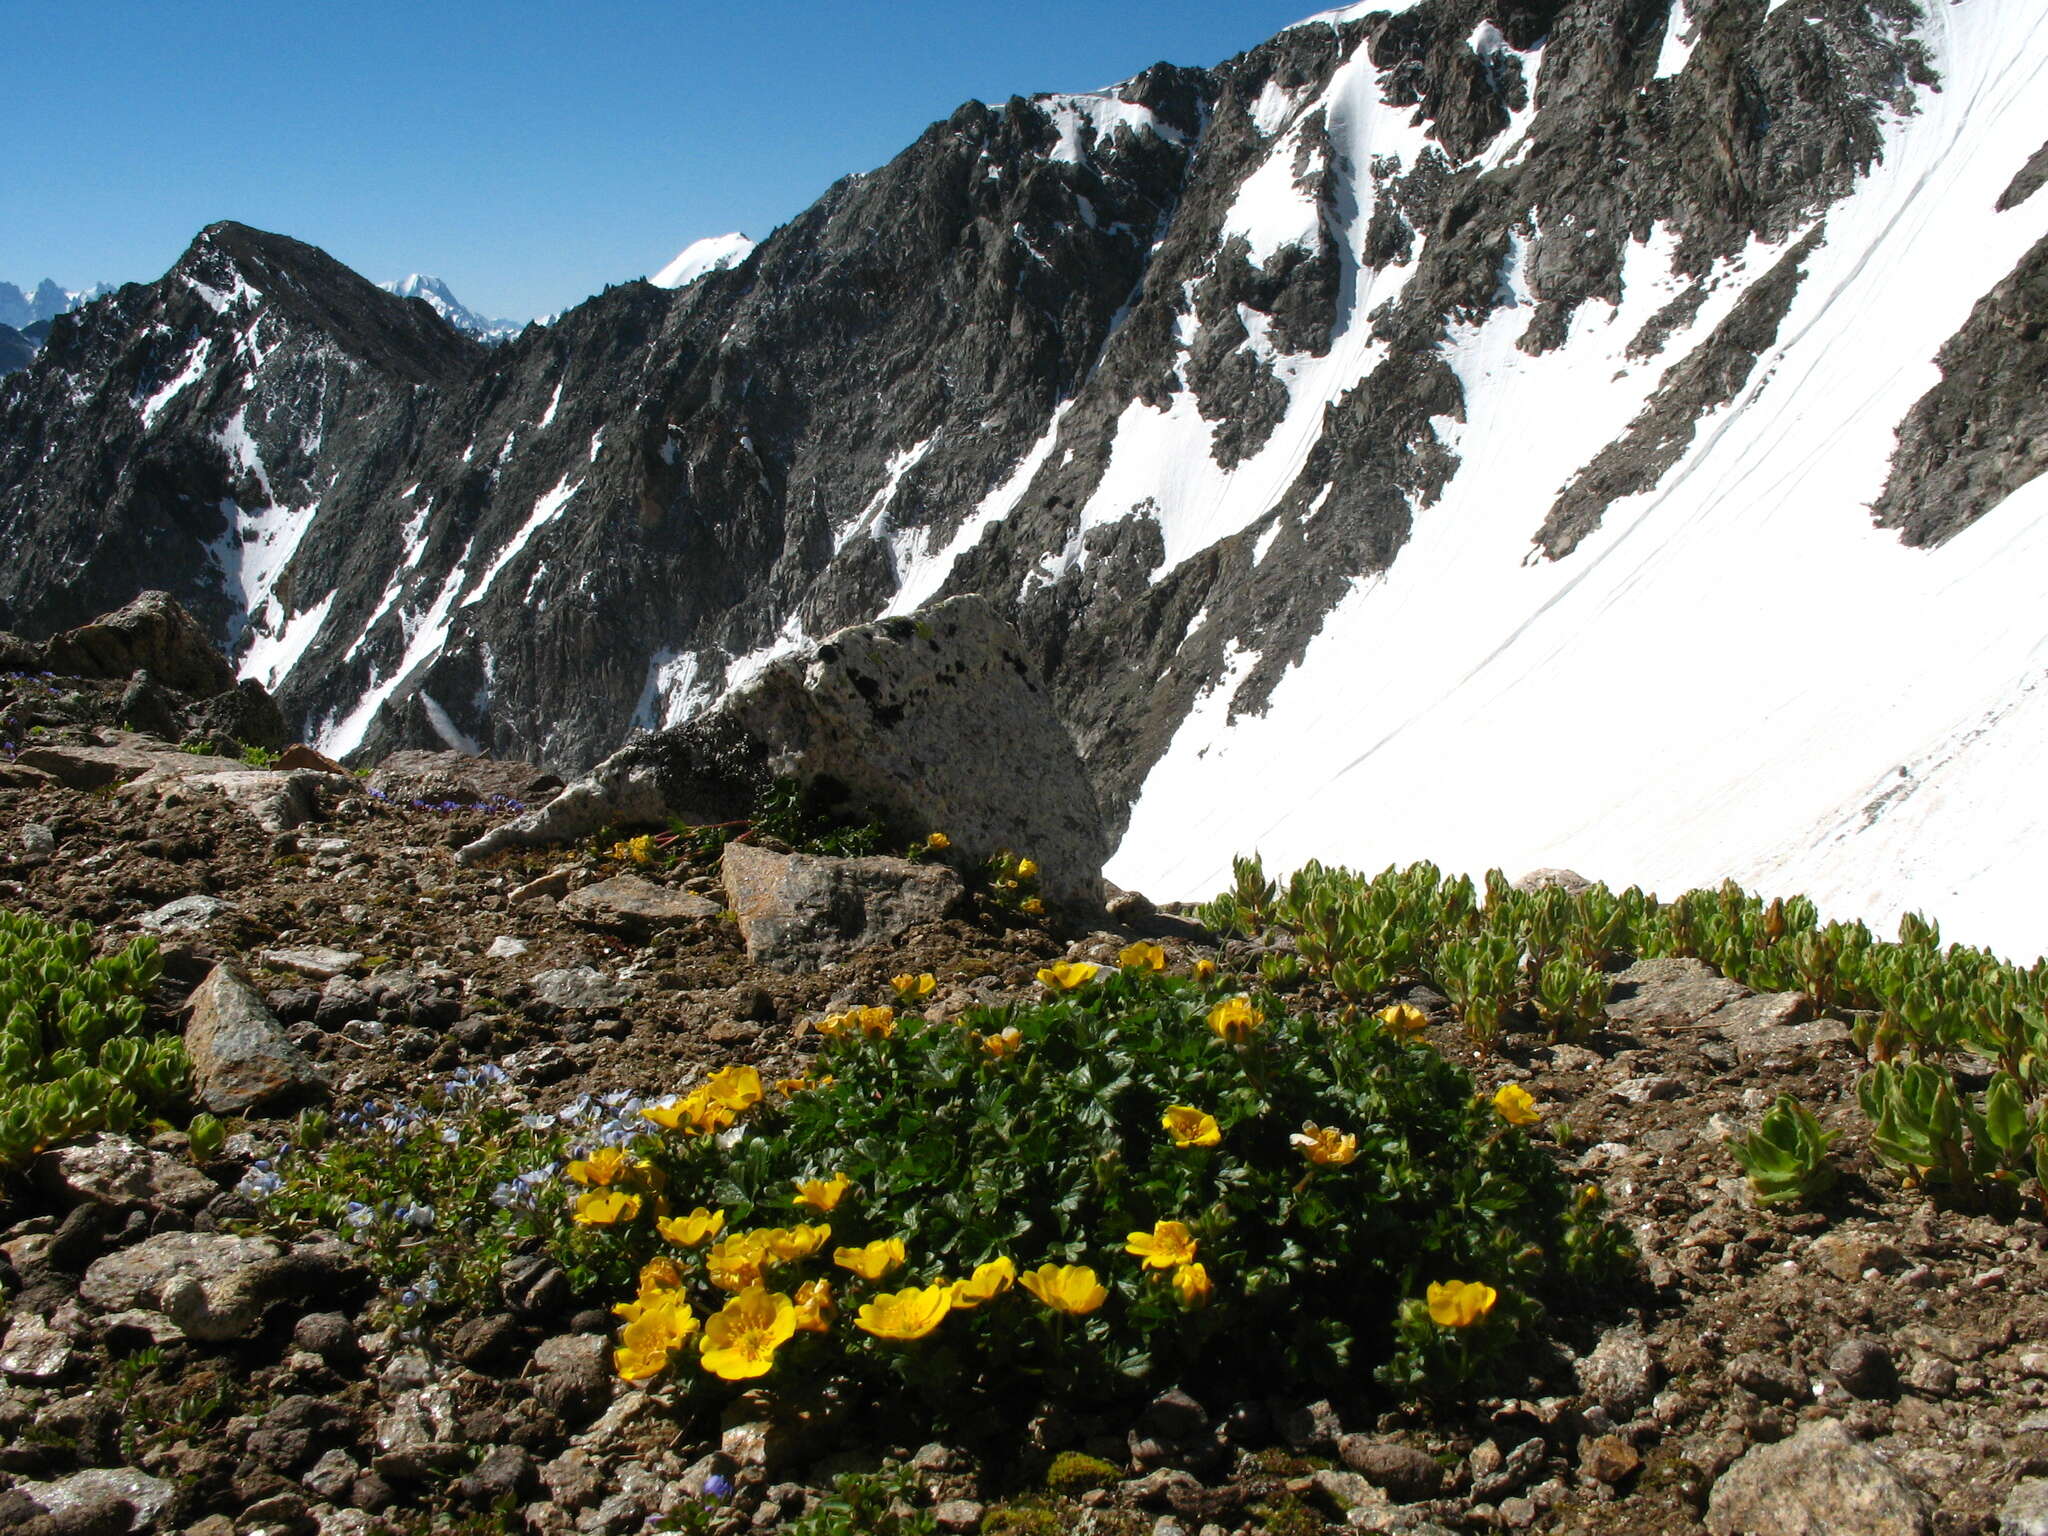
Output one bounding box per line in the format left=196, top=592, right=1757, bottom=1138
left=1, top=0, right=2046, bottom=946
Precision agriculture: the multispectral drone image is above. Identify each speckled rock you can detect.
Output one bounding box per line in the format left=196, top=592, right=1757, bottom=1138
left=722, top=842, right=964, bottom=968
left=185, top=964, right=327, bottom=1112
left=1706, top=1419, right=1933, bottom=1536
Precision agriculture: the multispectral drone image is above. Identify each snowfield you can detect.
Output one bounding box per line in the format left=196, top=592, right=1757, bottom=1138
left=1107, top=0, right=2048, bottom=960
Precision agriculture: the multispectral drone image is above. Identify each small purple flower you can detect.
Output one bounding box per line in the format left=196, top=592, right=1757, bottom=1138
left=702, top=1473, right=733, bottom=1502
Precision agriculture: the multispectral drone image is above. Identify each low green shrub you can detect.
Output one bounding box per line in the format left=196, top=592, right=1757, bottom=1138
left=0, top=910, right=179, bottom=1171
left=1728, top=1095, right=1837, bottom=1206
left=579, top=956, right=1631, bottom=1426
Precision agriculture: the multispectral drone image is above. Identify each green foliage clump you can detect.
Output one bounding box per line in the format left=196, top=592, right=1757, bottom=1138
left=247, top=1068, right=603, bottom=1320
left=782, top=1465, right=937, bottom=1536
left=600, top=961, right=1630, bottom=1423
left=1044, top=1451, right=1120, bottom=1496
left=0, top=910, right=179, bottom=1171
left=1728, top=1095, right=1838, bottom=1206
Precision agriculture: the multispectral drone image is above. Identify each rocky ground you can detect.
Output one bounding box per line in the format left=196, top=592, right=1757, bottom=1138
left=3, top=665, right=2048, bottom=1536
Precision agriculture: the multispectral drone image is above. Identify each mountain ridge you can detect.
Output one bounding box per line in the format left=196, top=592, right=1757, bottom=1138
left=1, top=0, right=2046, bottom=952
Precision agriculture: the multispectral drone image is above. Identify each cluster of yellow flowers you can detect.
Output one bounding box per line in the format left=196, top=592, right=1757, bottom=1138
left=608, top=833, right=657, bottom=864
left=812, top=1005, right=897, bottom=1040
left=636, top=1064, right=766, bottom=1142
left=1125, top=1218, right=1211, bottom=1309
left=564, top=1146, right=666, bottom=1224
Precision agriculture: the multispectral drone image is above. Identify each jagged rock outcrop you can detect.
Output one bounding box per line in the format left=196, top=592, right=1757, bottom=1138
left=459, top=595, right=1110, bottom=907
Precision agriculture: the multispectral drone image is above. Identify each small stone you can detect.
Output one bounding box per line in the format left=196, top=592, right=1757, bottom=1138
left=184, top=964, right=326, bottom=1113
left=1277, top=1397, right=1342, bottom=1452
left=451, top=1313, right=526, bottom=1372
left=1828, top=1338, right=1899, bottom=1400
left=1472, top=1437, right=1547, bottom=1500
left=138, top=893, right=235, bottom=934
left=487, top=936, right=529, bottom=959
left=79, top=1229, right=286, bottom=1342
left=302, top=1449, right=360, bottom=1501
left=455, top=1446, right=536, bottom=1507
left=500, top=1254, right=572, bottom=1317
left=1308, top=1468, right=1383, bottom=1514
left=528, top=966, right=620, bottom=1014
left=561, top=873, right=720, bottom=938
left=1609, top=1075, right=1688, bottom=1105
left=1579, top=1434, right=1641, bottom=1486
left=291, top=1312, right=357, bottom=1367
left=1498, top=1496, right=1539, bottom=1530
left=1727, top=1350, right=1808, bottom=1404
left=1706, top=1418, right=1932, bottom=1536
left=1576, top=1326, right=1661, bottom=1417
left=1904, top=1354, right=1958, bottom=1398
left=2001, top=1477, right=2048, bottom=1536
left=12, top=1467, right=176, bottom=1531
left=532, top=1333, right=611, bottom=1423
left=1335, top=1437, right=1443, bottom=1501
left=1810, top=1232, right=1904, bottom=1283
left=510, top=869, right=575, bottom=904
left=0, top=1313, right=73, bottom=1381
left=933, top=1500, right=985, bottom=1533
left=20, top=822, right=56, bottom=860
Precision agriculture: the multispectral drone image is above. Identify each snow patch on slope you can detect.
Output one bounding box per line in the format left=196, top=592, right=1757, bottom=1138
left=1114, top=0, right=2048, bottom=959
left=1041, top=93, right=1186, bottom=165
left=651, top=234, right=755, bottom=289
left=463, top=473, right=582, bottom=608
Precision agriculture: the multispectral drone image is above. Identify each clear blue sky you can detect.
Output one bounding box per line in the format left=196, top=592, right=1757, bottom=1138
left=7, top=2, right=1324, bottom=321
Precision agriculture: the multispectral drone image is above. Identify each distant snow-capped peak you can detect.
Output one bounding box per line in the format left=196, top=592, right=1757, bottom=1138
left=381, top=274, right=523, bottom=342
left=650, top=233, right=755, bottom=290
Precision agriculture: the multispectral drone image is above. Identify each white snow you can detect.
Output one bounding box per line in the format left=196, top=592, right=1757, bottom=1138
left=631, top=649, right=720, bottom=732
left=1074, top=47, right=1436, bottom=583
left=1653, top=2, right=1696, bottom=79
left=1041, top=93, right=1185, bottom=165
left=885, top=403, right=1074, bottom=617
left=320, top=537, right=476, bottom=758
left=835, top=435, right=935, bottom=554
left=419, top=690, right=481, bottom=754
left=723, top=612, right=810, bottom=695
left=1286, top=0, right=1427, bottom=29
left=651, top=233, right=755, bottom=289
left=539, top=381, right=563, bottom=429
left=139, top=337, right=212, bottom=427
left=462, top=472, right=582, bottom=608
left=1221, top=118, right=1328, bottom=266
left=1112, top=0, right=2048, bottom=960
left=238, top=590, right=334, bottom=693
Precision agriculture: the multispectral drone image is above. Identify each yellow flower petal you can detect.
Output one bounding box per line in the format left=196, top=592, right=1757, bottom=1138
left=1125, top=1220, right=1199, bottom=1270
left=1161, top=1105, right=1221, bottom=1149
left=793, top=1173, right=851, bottom=1213
left=1206, top=996, right=1265, bottom=1044
left=698, top=1285, right=796, bottom=1380
left=1117, top=941, right=1166, bottom=972
left=1491, top=1084, right=1541, bottom=1127
left=1019, top=1263, right=1107, bottom=1316
left=1036, top=961, right=1100, bottom=991
left=1376, top=1002, right=1430, bottom=1039
left=1171, top=1262, right=1212, bottom=1310
left=949, top=1257, right=1016, bottom=1309
left=703, top=1064, right=765, bottom=1111
left=1289, top=1122, right=1358, bottom=1167
left=1426, top=1279, right=1498, bottom=1329
left=570, top=1188, right=642, bottom=1226
left=656, top=1207, right=727, bottom=1247
left=832, top=1238, right=907, bottom=1282
left=855, top=1284, right=955, bottom=1341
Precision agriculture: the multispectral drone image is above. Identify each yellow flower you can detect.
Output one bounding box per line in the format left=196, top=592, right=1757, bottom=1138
left=649, top=1087, right=735, bottom=1136
left=1491, top=1084, right=1541, bottom=1127
left=656, top=1207, right=727, bottom=1247
left=773, top=1075, right=815, bottom=1096
left=1290, top=1122, right=1358, bottom=1167
left=1426, top=1279, right=1498, bottom=1329
left=1171, top=1262, right=1212, bottom=1310
left=858, top=1005, right=897, bottom=1039
left=891, top=973, right=937, bottom=998
left=636, top=1255, right=684, bottom=1293
left=698, top=1285, right=796, bottom=1380
left=614, top=1296, right=696, bottom=1380
left=926, top=831, right=951, bottom=851
left=1015, top=858, right=1039, bottom=880
left=611, top=833, right=655, bottom=864
left=703, top=1064, right=765, bottom=1111
left=1020, top=897, right=1046, bottom=916
left=761, top=1223, right=832, bottom=1263
left=565, top=1146, right=632, bottom=1187
left=1126, top=1220, right=1199, bottom=1270
left=980, top=1026, right=1024, bottom=1061
left=1161, top=1105, right=1221, bottom=1149
left=793, top=1278, right=836, bottom=1333
left=793, top=1173, right=851, bottom=1213
left=707, top=1233, right=770, bottom=1291
left=1377, top=1002, right=1430, bottom=1039
left=812, top=1011, right=852, bottom=1039
left=1193, top=958, right=1218, bottom=983
left=1118, top=940, right=1167, bottom=971
left=1036, top=961, right=1100, bottom=991
left=1020, top=1263, right=1107, bottom=1316
left=832, top=1237, right=907, bottom=1282
left=640, top=1098, right=689, bottom=1130
left=949, top=1257, right=1016, bottom=1309
left=1207, top=996, right=1265, bottom=1044
left=571, top=1188, right=642, bottom=1225
left=855, top=1284, right=956, bottom=1341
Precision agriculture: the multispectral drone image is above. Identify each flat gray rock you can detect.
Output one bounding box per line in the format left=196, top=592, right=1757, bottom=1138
left=2002, top=1477, right=2048, bottom=1536
left=80, top=1230, right=287, bottom=1343
left=14, top=1466, right=176, bottom=1532
left=139, top=892, right=238, bottom=934
left=1604, top=957, right=1749, bottom=1031
left=123, top=765, right=356, bottom=832
left=260, top=946, right=364, bottom=980
left=36, top=1132, right=217, bottom=1212
left=0, top=1312, right=74, bottom=1381
left=459, top=595, right=1110, bottom=908
left=1706, top=1418, right=1933, bottom=1536
left=13, top=738, right=244, bottom=789
left=723, top=842, right=964, bottom=968
left=186, top=964, right=327, bottom=1112
left=560, top=873, right=721, bottom=938
left=529, top=965, right=621, bottom=1012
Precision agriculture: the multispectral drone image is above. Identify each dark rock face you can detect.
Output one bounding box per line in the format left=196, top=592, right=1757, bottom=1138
left=0, top=2, right=2014, bottom=852
left=1872, top=229, right=2048, bottom=546
left=0, top=324, right=31, bottom=377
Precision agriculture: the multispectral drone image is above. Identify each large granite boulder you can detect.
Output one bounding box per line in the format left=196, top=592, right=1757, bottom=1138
left=458, top=596, right=1110, bottom=908
left=40, top=591, right=237, bottom=696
